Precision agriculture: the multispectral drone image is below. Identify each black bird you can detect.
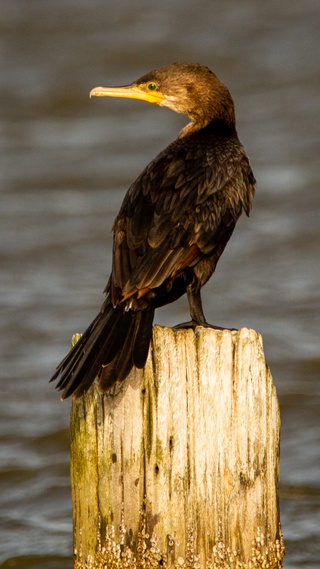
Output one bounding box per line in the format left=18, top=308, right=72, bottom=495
left=51, top=63, right=255, bottom=399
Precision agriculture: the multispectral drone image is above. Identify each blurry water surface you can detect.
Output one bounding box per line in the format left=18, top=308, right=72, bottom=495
left=1, top=1, right=320, bottom=567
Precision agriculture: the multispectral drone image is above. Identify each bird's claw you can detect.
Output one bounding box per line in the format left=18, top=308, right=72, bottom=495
left=173, top=320, right=238, bottom=331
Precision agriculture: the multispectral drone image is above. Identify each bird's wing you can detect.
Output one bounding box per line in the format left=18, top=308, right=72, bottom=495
left=110, top=137, right=254, bottom=304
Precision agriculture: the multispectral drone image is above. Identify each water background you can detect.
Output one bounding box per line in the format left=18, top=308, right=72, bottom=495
left=1, top=1, right=320, bottom=567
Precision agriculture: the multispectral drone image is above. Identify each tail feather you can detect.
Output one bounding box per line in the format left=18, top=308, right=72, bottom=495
left=112, top=323, right=138, bottom=381
left=99, top=305, right=154, bottom=391
left=52, top=307, right=116, bottom=395
left=52, top=318, right=105, bottom=387
left=51, top=302, right=154, bottom=399
left=133, top=305, right=155, bottom=368
left=102, top=309, right=134, bottom=366
left=50, top=313, right=101, bottom=383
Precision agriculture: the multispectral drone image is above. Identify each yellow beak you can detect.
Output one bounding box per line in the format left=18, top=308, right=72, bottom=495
left=89, top=84, right=165, bottom=105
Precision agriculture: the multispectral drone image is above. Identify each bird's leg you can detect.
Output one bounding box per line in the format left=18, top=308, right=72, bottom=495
left=173, top=287, right=210, bottom=329
left=173, top=287, right=236, bottom=331
left=186, top=287, right=207, bottom=327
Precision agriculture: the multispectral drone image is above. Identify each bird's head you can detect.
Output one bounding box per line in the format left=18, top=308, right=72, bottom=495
left=90, top=63, right=236, bottom=138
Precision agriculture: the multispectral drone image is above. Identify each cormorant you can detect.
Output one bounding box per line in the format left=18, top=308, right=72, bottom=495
left=51, top=63, right=255, bottom=399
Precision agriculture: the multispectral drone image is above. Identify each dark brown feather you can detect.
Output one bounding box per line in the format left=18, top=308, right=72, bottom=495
left=51, top=63, right=255, bottom=398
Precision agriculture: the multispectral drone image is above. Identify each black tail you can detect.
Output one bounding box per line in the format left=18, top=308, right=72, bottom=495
left=50, top=303, right=155, bottom=399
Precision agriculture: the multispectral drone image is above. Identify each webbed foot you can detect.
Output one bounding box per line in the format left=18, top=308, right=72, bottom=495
left=173, top=320, right=237, bottom=331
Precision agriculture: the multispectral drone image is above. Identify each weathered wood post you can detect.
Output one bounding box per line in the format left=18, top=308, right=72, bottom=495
left=70, top=326, right=284, bottom=569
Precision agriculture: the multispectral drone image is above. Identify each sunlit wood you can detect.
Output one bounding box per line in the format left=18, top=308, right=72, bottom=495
left=71, top=326, right=284, bottom=568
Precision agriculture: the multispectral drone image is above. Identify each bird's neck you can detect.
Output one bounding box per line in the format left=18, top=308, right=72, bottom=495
left=179, top=118, right=238, bottom=139
left=178, top=81, right=237, bottom=139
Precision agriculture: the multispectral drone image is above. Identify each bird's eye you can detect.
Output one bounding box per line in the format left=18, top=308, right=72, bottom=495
left=147, top=83, right=157, bottom=91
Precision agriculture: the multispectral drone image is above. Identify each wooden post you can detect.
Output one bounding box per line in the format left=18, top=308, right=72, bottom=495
left=70, top=326, right=284, bottom=569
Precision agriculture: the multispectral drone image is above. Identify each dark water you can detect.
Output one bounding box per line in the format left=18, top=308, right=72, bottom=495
left=1, top=1, right=320, bottom=567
